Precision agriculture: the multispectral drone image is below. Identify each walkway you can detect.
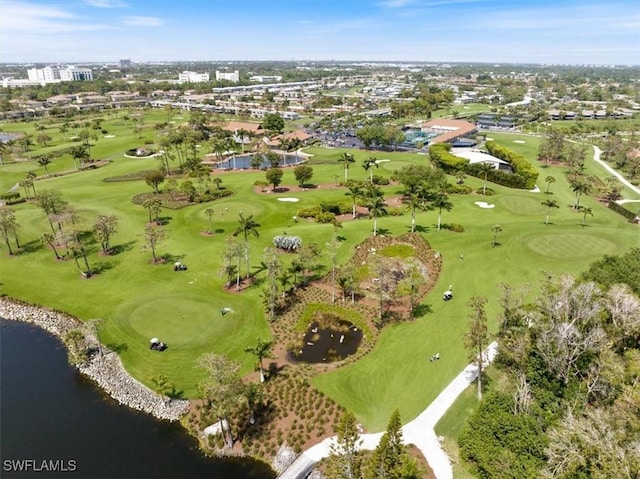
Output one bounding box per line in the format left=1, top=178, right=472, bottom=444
left=591, top=145, right=640, bottom=197
left=277, top=342, right=499, bottom=479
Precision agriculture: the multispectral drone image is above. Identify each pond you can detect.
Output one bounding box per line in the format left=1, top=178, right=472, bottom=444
left=214, top=153, right=305, bottom=170
left=0, top=318, right=275, bottom=479
left=289, top=318, right=362, bottom=363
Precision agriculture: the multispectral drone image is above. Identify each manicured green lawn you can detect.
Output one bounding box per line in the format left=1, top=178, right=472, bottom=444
left=1, top=113, right=637, bottom=432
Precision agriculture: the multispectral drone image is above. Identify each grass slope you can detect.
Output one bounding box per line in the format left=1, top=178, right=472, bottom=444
left=1, top=114, right=638, bottom=432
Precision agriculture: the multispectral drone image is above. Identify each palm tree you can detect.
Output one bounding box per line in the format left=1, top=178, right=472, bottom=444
left=404, top=188, right=430, bottom=233
left=571, top=179, right=591, bottom=210
left=205, top=208, right=214, bottom=234
left=233, top=213, right=260, bottom=279
left=151, top=374, right=174, bottom=405
left=38, top=154, right=53, bottom=176
left=432, top=193, right=453, bottom=231
left=541, top=199, right=559, bottom=225
left=338, top=152, right=355, bottom=182
left=345, top=182, right=363, bottom=219
left=41, top=232, right=61, bottom=260
left=364, top=186, right=387, bottom=236
left=244, top=337, right=273, bottom=383
left=491, top=224, right=502, bottom=247
left=544, top=175, right=556, bottom=194
left=477, top=162, right=494, bottom=195
left=579, top=206, right=593, bottom=226
left=362, top=157, right=378, bottom=182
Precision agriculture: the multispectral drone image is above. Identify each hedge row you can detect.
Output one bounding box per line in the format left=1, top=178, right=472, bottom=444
left=484, top=141, right=539, bottom=190
left=608, top=201, right=639, bottom=222
left=429, top=142, right=539, bottom=190
left=428, top=143, right=469, bottom=172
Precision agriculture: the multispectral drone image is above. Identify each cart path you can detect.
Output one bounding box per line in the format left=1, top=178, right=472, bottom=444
left=277, top=342, right=499, bottom=479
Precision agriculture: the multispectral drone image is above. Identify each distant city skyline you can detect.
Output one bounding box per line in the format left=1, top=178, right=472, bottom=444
left=2, top=0, right=639, bottom=66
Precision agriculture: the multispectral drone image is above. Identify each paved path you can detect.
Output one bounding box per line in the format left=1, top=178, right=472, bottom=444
left=277, top=342, right=499, bottom=479
left=591, top=145, right=640, bottom=197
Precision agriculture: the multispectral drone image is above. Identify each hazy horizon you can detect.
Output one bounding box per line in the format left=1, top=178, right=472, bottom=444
left=2, top=0, right=639, bottom=66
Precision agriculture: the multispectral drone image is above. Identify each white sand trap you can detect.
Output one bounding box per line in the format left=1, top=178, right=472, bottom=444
left=474, top=201, right=495, bottom=209
left=529, top=185, right=541, bottom=193
left=104, top=134, right=115, bottom=138
left=513, top=140, right=526, bottom=144
left=375, top=159, right=390, bottom=164
left=463, top=106, right=470, bottom=109
left=485, top=137, right=494, bottom=141
left=277, top=197, right=300, bottom=202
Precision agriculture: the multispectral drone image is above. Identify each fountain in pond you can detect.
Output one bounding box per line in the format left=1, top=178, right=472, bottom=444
left=289, top=317, right=362, bottom=363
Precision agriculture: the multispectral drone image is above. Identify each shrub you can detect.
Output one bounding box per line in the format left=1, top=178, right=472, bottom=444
left=447, top=183, right=473, bottom=194
left=442, top=223, right=465, bottom=232
left=0, top=192, right=21, bottom=204
left=319, top=202, right=341, bottom=215
left=315, top=212, right=337, bottom=224
left=274, top=235, right=302, bottom=252
left=297, top=206, right=322, bottom=218
left=386, top=207, right=404, bottom=216
left=372, top=175, right=390, bottom=185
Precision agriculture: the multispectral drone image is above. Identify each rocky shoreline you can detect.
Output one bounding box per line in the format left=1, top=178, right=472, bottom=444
left=0, top=297, right=189, bottom=422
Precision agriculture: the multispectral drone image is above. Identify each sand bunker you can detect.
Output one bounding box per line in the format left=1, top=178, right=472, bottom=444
left=485, top=137, right=494, bottom=141
left=104, top=134, right=115, bottom=138
left=474, top=201, right=495, bottom=209
left=277, top=197, right=300, bottom=202
left=513, top=140, right=526, bottom=144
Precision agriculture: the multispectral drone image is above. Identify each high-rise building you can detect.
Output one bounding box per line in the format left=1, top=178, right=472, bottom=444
left=120, top=59, right=132, bottom=69
left=215, top=70, right=239, bottom=83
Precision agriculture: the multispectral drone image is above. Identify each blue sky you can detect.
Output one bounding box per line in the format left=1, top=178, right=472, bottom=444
left=2, top=0, right=639, bottom=65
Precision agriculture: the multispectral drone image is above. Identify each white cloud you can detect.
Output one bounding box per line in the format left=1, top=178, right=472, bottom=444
left=122, top=15, right=164, bottom=27
left=0, top=0, right=112, bottom=34
left=83, top=0, right=128, bottom=7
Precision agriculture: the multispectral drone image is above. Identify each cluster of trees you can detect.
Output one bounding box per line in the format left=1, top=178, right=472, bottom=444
left=325, top=409, right=424, bottom=479
left=356, top=124, right=405, bottom=150
left=458, top=266, right=640, bottom=478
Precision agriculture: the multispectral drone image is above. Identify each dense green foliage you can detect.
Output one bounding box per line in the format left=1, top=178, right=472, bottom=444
left=428, top=143, right=469, bottom=172
left=484, top=141, right=539, bottom=189
left=581, top=247, right=640, bottom=295
left=458, top=392, right=547, bottom=478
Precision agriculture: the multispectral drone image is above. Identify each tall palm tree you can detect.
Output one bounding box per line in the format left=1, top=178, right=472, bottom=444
left=432, top=193, right=453, bottom=231
left=363, top=157, right=378, bottom=182
left=477, top=162, right=494, bottom=195
left=244, top=337, right=273, bottom=383
left=404, top=188, right=431, bottom=232
left=338, top=152, right=355, bottom=182
left=233, top=213, right=260, bottom=279
left=345, top=182, right=364, bottom=219
left=571, top=179, right=591, bottom=210
left=541, top=199, right=559, bottom=225
left=364, top=186, right=387, bottom=236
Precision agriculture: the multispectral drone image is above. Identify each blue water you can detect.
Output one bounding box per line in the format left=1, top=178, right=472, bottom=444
left=0, top=318, right=275, bottom=479
left=215, top=153, right=304, bottom=170
left=0, top=132, right=20, bottom=143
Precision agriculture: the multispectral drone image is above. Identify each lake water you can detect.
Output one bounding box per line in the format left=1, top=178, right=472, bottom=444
left=0, top=318, right=276, bottom=479
left=0, top=132, right=20, bottom=143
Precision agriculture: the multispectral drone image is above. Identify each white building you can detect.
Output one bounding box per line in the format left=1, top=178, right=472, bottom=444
left=250, top=75, right=282, bottom=83
left=27, top=65, right=93, bottom=83
left=215, top=70, right=239, bottom=83
left=178, top=71, right=210, bottom=84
